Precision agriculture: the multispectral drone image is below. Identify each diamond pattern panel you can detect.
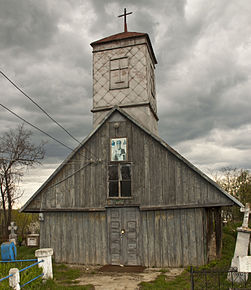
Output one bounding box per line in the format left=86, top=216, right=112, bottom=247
left=93, top=44, right=152, bottom=108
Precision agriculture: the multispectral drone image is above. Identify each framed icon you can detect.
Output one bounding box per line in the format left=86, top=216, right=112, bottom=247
left=110, top=138, right=127, bottom=161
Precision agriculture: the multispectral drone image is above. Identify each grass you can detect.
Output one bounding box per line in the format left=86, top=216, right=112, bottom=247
left=0, top=246, right=42, bottom=289
left=0, top=246, right=93, bottom=289
left=52, top=263, right=93, bottom=288
left=140, top=272, right=191, bottom=290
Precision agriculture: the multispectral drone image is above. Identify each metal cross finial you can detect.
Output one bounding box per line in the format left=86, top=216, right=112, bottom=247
left=118, top=8, right=132, bottom=33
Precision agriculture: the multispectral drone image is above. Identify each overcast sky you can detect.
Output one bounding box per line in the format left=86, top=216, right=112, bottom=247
left=1, top=0, right=251, bottom=207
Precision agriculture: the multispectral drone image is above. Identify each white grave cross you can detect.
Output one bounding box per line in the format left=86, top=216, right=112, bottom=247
left=8, top=222, right=18, bottom=236
left=240, top=203, right=250, bottom=228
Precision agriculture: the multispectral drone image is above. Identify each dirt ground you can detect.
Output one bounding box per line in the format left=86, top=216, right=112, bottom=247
left=74, top=266, right=184, bottom=290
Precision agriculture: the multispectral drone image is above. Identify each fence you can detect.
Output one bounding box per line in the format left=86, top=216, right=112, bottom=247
left=0, top=248, right=53, bottom=289
left=190, top=266, right=250, bottom=289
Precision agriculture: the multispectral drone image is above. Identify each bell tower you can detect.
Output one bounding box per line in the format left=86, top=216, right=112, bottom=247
left=90, top=9, right=158, bottom=134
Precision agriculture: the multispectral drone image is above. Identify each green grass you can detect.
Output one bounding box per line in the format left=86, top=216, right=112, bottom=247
left=0, top=246, right=41, bottom=289
left=52, top=263, right=93, bottom=287
left=0, top=247, right=93, bottom=289
left=34, top=263, right=94, bottom=290
left=140, top=271, right=191, bottom=290
left=0, top=260, right=43, bottom=289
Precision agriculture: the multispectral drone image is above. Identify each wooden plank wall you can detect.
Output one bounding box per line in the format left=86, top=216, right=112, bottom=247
left=140, top=208, right=207, bottom=267
left=40, top=207, right=207, bottom=267
left=27, top=117, right=232, bottom=212
left=40, top=212, right=108, bottom=265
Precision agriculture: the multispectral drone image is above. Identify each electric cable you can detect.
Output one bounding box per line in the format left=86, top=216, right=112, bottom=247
left=0, top=70, right=99, bottom=160
left=0, top=104, right=98, bottom=163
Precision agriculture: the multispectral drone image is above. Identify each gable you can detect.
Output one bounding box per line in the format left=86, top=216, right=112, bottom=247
left=113, top=118, right=239, bottom=208
left=21, top=108, right=242, bottom=212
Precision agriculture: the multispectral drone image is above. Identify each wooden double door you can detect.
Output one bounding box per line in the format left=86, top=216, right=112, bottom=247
left=107, top=207, right=140, bottom=265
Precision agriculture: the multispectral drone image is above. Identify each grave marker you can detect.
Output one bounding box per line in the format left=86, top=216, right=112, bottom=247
left=27, top=222, right=40, bottom=247
left=8, top=222, right=18, bottom=245
left=228, top=203, right=251, bottom=282
left=238, top=256, right=251, bottom=272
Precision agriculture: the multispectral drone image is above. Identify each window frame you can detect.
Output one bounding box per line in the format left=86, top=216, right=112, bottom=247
left=109, top=56, right=129, bottom=90
left=107, top=162, right=132, bottom=199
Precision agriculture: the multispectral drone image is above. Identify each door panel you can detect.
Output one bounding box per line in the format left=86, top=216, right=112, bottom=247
left=109, top=212, right=121, bottom=265
left=107, top=207, right=140, bottom=265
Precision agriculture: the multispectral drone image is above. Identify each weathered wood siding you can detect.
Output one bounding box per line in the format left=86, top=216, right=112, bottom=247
left=27, top=114, right=232, bottom=212
left=40, top=207, right=207, bottom=266
left=40, top=212, right=108, bottom=264
left=140, top=208, right=207, bottom=267
left=26, top=111, right=231, bottom=266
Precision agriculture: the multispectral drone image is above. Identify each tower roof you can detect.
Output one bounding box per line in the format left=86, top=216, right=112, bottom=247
left=91, top=31, right=146, bottom=45
left=90, top=31, right=157, bottom=64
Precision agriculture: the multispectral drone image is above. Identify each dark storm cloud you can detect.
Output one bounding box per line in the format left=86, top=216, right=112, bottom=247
left=0, top=0, right=59, bottom=51
left=0, top=0, right=94, bottom=155
left=1, top=0, right=251, bottom=203
left=156, top=1, right=251, bottom=150
left=158, top=66, right=250, bottom=144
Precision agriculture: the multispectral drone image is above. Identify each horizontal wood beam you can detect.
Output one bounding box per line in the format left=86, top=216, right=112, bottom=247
left=23, top=202, right=234, bottom=213
left=139, top=203, right=234, bottom=211
left=23, top=207, right=106, bottom=213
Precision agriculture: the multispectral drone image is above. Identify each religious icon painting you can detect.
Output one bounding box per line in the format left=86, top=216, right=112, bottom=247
left=111, top=138, right=127, bottom=161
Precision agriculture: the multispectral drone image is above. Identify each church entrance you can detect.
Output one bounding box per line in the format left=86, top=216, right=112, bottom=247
left=107, top=207, right=140, bottom=266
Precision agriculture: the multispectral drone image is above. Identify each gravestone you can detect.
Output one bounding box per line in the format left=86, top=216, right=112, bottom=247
left=241, top=204, right=250, bottom=228
left=8, top=222, right=18, bottom=245
left=26, top=222, right=39, bottom=247
left=228, top=203, right=251, bottom=282
left=238, top=256, right=251, bottom=272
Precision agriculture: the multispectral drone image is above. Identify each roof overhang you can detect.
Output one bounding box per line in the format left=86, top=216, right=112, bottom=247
left=90, top=31, right=157, bottom=64
left=21, top=106, right=243, bottom=212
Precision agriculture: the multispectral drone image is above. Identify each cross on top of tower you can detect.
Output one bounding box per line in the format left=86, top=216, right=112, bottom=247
left=118, top=8, right=132, bottom=33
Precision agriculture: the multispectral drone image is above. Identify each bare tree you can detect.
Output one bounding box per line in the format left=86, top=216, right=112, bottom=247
left=213, top=167, right=251, bottom=221
left=0, top=124, right=45, bottom=239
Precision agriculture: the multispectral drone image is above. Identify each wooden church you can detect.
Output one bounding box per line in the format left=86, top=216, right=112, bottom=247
left=21, top=11, right=242, bottom=267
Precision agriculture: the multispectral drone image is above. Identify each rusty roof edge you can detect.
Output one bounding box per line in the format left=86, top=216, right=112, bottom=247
left=90, top=32, right=146, bottom=45
left=90, top=32, right=157, bottom=64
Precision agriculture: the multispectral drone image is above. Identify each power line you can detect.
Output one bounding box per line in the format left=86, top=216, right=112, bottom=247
left=0, top=70, right=81, bottom=143
left=0, top=70, right=99, bottom=160
left=44, top=161, right=92, bottom=192
left=0, top=104, right=98, bottom=163
left=0, top=157, right=90, bottom=166
left=1, top=103, right=74, bottom=151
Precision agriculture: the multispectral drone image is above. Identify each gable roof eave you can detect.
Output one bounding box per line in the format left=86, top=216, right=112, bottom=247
left=21, top=106, right=243, bottom=212
left=20, top=109, right=117, bottom=212
left=112, top=107, right=243, bottom=208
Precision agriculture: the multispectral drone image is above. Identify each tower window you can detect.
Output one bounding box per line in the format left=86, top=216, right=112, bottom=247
left=110, top=57, right=129, bottom=90
left=108, top=163, right=131, bottom=197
